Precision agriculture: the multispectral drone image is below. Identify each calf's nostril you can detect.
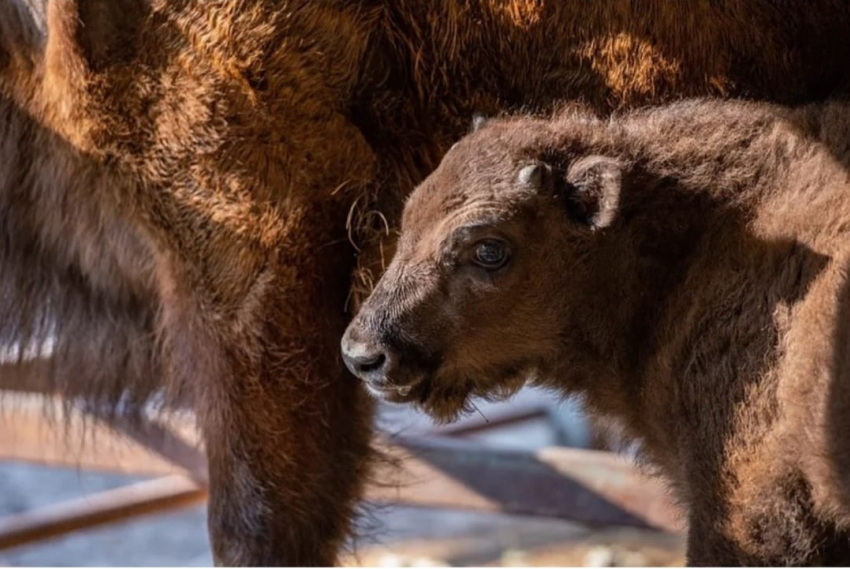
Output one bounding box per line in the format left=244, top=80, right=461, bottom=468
left=357, top=352, right=386, bottom=374
left=340, top=338, right=390, bottom=379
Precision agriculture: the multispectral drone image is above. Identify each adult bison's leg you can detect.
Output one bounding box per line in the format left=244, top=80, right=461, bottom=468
left=162, top=202, right=374, bottom=566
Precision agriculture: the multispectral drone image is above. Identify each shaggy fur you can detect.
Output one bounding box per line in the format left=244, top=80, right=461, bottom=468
left=3, top=0, right=850, bottom=565
left=343, top=99, right=850, bottom=565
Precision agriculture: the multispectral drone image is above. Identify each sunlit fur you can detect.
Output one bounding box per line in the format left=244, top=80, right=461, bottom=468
left=4, top=0, right=850, bottom=564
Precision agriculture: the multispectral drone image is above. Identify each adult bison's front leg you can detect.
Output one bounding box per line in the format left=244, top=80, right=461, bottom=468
left=19, top=1, right=380, bottom=562
left=163, top=204, right=374, bottom=566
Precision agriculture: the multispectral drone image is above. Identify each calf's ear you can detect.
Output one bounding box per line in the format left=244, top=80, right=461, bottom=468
left=517, top=156, right=623, bottom=230
left=562, top=155, right=623, bottom=230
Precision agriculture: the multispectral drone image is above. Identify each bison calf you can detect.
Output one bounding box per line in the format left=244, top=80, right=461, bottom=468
left=342, top=99, right=850, bottom=565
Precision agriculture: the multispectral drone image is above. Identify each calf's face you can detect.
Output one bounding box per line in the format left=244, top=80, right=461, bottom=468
left=342, top=119, right=624, bottom=421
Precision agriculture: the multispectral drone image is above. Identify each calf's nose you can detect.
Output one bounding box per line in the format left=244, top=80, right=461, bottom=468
left=340, top=329, right=392, bottom=383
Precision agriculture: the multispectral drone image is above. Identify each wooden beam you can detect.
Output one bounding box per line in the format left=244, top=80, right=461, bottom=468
left=0, top=395, right=196, bottom=477
left=94, top=413, right=208, bottom=483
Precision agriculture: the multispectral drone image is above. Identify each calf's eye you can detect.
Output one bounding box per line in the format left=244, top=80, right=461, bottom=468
left=472, top=239, right=509, bottom=270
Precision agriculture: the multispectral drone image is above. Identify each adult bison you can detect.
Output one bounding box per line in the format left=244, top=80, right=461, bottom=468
left=2, top=0, right=850, bottom=565
left=342, top=98, right=850, bottom=565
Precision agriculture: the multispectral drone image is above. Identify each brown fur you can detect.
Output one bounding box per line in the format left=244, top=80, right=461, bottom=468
left=4, top=0, right=850, bottom=565
left=343, top=99, right=850, bottom=565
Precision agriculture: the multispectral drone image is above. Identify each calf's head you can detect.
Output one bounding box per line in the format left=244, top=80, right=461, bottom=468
left=342, top=116, right=628, bottom=421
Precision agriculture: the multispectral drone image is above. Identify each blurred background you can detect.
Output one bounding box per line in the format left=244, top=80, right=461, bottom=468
left=0, top=387, right=685, bottom=566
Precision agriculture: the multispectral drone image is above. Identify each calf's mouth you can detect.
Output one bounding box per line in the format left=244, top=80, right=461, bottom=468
left=340, top=323, right=437, bottom=404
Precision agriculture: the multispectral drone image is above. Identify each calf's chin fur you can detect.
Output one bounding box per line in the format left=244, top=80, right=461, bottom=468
left=349, top=99, right=850, bottom=564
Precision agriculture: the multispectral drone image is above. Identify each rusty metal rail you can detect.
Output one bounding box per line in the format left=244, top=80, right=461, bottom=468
left=0, top=476, right=207, bottom=551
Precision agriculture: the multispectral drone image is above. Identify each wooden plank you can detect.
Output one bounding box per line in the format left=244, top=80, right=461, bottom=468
left=0, top=394, right=196, bottom=477
left=0, top=476, right=207, bottom=551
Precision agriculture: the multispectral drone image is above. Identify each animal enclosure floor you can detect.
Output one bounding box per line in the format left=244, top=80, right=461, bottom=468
left=0, top=388, right=685, bottom=566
